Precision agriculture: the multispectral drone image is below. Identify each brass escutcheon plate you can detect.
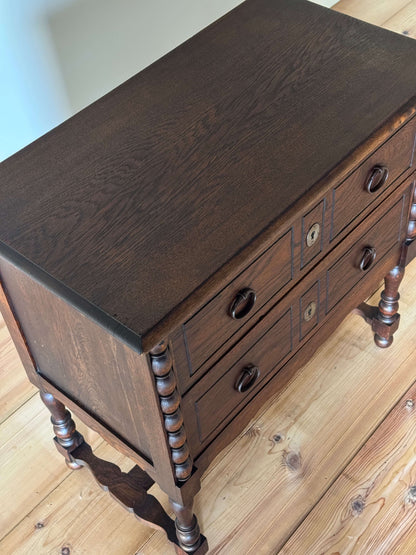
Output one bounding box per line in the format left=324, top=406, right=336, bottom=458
left=306, top=223, right=320, bottom=247
left=304, top=301, right=317, bottom=321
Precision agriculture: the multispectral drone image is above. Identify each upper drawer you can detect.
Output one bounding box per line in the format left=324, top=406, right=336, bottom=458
left=331, top=117, right=416, bottom=240
left=180, top=229, right=293, bottom=376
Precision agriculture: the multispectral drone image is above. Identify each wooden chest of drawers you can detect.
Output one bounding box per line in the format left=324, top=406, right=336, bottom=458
left=1, top=0, right=416, bottom=552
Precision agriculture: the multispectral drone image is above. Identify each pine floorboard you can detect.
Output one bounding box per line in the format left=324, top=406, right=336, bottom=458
left=280, top=378, right=416, bottom=554
left=333, top=0, right=411, bottom=27
left=0, top=318, right=36, bottom=424
left=1, top=1, right=415, bottom=553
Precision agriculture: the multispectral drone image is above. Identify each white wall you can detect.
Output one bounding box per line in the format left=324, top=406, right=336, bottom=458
left=0, top=0, right=73, bottom=160
left=311, top=0, right=336, bottom=6
left=0, top=0, right=336, bottom=161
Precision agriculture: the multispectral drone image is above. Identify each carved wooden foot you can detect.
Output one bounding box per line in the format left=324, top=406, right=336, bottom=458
left=68, top=443, right=208, bottom=554
left=40, top=390, right=84, bottom=469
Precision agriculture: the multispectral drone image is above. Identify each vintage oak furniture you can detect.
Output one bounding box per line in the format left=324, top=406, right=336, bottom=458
left=1, top=0, right=416, bottom=552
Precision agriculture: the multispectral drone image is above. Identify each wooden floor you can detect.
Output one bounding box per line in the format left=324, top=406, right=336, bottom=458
left=1, top=2, right=416, bottom=554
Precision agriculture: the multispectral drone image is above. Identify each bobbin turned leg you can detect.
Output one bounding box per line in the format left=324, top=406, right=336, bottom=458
left=170, top=499, right=206, bottom=554
left=354, top=257, right=406, bottom=348
left=373, top=262, right=405, bottom=348
left=39, top=390, right=84, bottom=469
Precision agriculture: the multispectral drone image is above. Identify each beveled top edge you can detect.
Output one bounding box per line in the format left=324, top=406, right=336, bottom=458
left=0, top=242, right=143, bottom=353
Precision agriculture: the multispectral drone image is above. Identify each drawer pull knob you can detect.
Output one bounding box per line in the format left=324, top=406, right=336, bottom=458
left=359, top=246, right=377, bottom=271
left=365, top=165, right=389, bottom=194
left=306, top=223, right=320, bottom=247
left=229, top=287, right=257, bottom=319
left=235, top=364, right=260, bottom=393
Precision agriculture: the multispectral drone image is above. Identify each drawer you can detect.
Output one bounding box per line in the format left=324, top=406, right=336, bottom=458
left=189, top=307, right=293, bottom=444
left=180, top=230, right=293, bottom=376
left=326, top=194, right=405, bottom=313
left=181, top=269, right=327, bottom=452
left=331, top=117, right=416, bottom=240
left=182, top=179, right=411, bottom=455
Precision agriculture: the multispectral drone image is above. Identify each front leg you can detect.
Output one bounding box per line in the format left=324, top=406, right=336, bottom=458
left=371, top=180, right=416, bottom=347
left=170, top=499, right=208, bottom=554
left=354, top=242, right=409, bottom=348
left=373, top=263, right=405, bottom=348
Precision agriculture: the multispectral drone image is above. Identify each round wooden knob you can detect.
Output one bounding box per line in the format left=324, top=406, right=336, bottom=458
left=365, top=165, right=389, bottom=193
left=359, top=246, right=377, bottom=271
left=229, top=288, right=257, bottom=319
left=235, top=364, right=260, bottom=393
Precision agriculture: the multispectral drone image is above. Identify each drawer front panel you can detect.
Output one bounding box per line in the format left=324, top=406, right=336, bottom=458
left=327, top=195, right=405, bottom=313
left=182, top=230, right=293, bottom=375
left=331, top=117, right=416, bottom=240
left=194, top=308, right=293, bottom=443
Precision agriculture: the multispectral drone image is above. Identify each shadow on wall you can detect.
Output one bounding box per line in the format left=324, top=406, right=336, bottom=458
left=3, top=0, right=335, bottom=160
left=46, top=0, right=244, bottom=115
left=1, top=0, right=243, bottom=160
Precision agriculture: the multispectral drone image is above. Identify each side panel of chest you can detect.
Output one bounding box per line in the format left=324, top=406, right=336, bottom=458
left=0, top=258, right=153, bottom=463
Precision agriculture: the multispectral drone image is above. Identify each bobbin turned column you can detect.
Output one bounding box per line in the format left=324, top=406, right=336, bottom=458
left=40, top=390, right=84, bottom=470
left=149, top=341, right=204, bottom=554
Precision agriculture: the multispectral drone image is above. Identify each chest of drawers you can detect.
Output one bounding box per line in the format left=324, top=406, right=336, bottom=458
left=1, top=1, right=416, bottom=552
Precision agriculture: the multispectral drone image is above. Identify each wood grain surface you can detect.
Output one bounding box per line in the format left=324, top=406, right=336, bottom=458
left=280, top=374, right=416, bottom=554
left=384, top=1, right=416, bottom=38
left=1, top=1, right=416, bottom=554
left=0, top=317, right=34, bottom=424
left=0, top=258, right=154, bottom=460
left=1, top=0, right=416, bottom=350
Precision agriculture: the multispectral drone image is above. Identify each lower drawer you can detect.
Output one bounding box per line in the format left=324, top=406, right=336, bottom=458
left=181, top=178, right=412, bottom=456
left=326, top=194, right=405, bottom=313
left=192, top=308, right=293, bottom=444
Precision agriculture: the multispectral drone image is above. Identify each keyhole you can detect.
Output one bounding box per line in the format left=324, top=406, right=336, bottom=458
left=306, top=223, right=320, bottom=247
left=304, top=301, right=317, bottom=322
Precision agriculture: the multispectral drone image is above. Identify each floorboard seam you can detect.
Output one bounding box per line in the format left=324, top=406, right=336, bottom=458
left=276, top=361, right=416, bottom=554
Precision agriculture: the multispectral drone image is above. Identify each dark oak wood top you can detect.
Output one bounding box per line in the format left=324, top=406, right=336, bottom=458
left=1, top=0, right=416, bottom=352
